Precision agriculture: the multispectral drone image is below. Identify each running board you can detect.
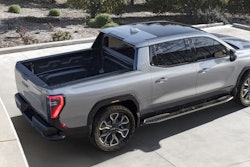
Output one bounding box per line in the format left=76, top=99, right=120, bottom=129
left=143, top=95, right=234, bottom=125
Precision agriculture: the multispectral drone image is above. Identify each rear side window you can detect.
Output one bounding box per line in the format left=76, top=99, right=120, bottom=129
left=150, top=39, right=194, bottom=67
left=103, top=36, right=135, bottom=59
left=193, top=37, right=227, bottom=61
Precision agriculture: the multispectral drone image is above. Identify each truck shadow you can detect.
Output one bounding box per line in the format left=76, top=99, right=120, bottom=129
left=11, top=101, right=243, bottom=167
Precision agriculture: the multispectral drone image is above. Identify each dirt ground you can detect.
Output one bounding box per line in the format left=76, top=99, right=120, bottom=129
left=0, top=0, right=100, bottom=48
left=0, top=0, right=196, bottom=48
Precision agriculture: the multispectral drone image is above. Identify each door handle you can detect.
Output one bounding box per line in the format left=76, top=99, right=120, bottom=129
left=198, top=68, right=209, bottom=74
left=155, top=77, right=168, bottom=84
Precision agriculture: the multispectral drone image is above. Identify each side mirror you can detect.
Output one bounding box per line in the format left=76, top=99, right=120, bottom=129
left=229, top=49, right=237, bottom=62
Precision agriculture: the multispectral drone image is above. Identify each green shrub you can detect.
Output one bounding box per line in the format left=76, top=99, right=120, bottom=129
left=87, top=14, right=117, bottom=28
left=95, top=13, right=113, bottom=28
left=52, top=30, right=72, bottom=41
left=49, top=8, right=61, bottom=16
left=8, top=4, right=21, bottom=14
left=67, top=0, right=126, bottom=17
left=87, top=18, right=97, bottom=28
left=103, top=0, right=127, bottom=16
left=102, top=22, right=119, bottom=28
left=196, top=7, right=228, bottom=24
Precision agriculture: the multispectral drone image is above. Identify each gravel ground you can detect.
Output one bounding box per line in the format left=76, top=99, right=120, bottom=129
left=0, top=0, right=100, bottom=48
left=1, top=0, right=248, bottom=48
left=0, top=0, right=177, bottom=48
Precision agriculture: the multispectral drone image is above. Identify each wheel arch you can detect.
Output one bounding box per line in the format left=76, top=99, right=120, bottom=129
left=233, top=66, right=250, bottom=96
left=87, top=94, right=141, bottom=134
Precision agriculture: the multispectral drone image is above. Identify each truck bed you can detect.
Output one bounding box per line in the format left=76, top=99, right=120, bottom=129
left=21, top=48, right=133, bottom=86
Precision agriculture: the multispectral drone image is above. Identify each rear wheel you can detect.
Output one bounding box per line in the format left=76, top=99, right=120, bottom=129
left=91, top=105, right=135, bottom=151
left=236, top=73, right=250, bottom=106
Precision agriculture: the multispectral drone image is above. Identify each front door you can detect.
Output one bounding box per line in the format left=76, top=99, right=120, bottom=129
left=193, top=37, right=237, bottom=94
left=150, top=38, right=197, bottom=111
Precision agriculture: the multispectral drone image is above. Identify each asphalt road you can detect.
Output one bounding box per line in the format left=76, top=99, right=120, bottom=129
left=2, top=25, right=250, bottom=167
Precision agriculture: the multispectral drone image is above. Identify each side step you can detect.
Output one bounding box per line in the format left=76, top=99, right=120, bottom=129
left=143, top=95, right=234, bottom=125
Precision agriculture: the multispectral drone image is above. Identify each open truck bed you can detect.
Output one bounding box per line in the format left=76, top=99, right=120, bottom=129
left=19, top=48, right=133, bottom=87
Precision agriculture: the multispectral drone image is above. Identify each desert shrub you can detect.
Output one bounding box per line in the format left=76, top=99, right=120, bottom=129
left=16, top=26, right=39, bottom=45
left=102, top=22, right=119, bottom=28
left=8, top=4, right=21, bottom=14
left=145, top=0, right=176, bottom=14
left=52, top=30, right=72, bottom=41
left=87, top=13, right=118, bottom=28
left=196, top=7, right=229, bottom=24
left=87, top=18, right=98, bottom=28
left=67, top=0, right=126, bottom=17
left=49, top=8, right=61, bottom=16
left=227, top=0, right=250, bottom=14
left=103, top=0, right=127, bottom=16
left=95, top=13, right=113, bottom=28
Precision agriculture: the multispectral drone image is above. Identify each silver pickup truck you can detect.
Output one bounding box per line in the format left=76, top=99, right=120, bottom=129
left=15, top=21, right=250, bottom=151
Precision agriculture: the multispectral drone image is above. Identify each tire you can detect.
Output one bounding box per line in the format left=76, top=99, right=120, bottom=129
left=236, top=72, right=250, bottom=106
left=90, top=105, right=135, bottom=152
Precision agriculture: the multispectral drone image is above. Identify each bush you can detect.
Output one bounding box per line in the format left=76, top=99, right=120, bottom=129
left=95, top=13, right=113, bottom=28
left=145, top=0, right=176, bottom=14
left=87, top=13, right=118, bottom=28
left=8, top=4, right=21, bottom=14
left=52, top=30, right=72, bottom=41
left=67, top=0, right=126, bottom=17
left=49, top=8, right=61, bottom=16
left=87, top=18, right=97, bottom=28
left=196, top=7, right=229, bottom=24
left=102, top=22, right=119, bottom=28
left=103, top=0, right=127, bottom=16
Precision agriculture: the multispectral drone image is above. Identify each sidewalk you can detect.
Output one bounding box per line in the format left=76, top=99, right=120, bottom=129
left=0, top=98, right=28, bottom=167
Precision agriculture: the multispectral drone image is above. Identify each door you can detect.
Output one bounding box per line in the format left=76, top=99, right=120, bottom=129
left=150, top=38, right=197, bottom=111
left=193, top=37, right=237, bottom=94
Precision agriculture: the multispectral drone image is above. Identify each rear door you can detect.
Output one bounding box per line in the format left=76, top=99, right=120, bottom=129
left=150, top=38, right=197, bottom=111
left=193, top=37, right=237, bottom=95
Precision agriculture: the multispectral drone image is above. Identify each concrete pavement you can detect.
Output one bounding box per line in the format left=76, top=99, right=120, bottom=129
left=1, top=24, right=250, bottom=167
left=0, top=98, right=28, bottom=167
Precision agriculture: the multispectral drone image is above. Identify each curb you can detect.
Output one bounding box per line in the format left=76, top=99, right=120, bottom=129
left=0, top=98, right=29, bottom=167
left=192, top=22, right=225, bottom=29
left=0, top=37, right=95, bottom=55
left=232, top=23, right=250, bottom=31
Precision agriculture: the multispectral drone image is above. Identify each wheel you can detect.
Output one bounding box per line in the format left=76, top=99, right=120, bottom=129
left=236, top=72, right=250, bottom=106
left=91, top=105, right=135, bottom=152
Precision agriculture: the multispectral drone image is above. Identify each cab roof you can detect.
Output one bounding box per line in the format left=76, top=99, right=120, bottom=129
left=101, top=21, right=206, bottom=47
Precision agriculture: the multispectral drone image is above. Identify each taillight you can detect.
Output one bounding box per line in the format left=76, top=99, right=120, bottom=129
left=47, top=95, right=64, bottom=119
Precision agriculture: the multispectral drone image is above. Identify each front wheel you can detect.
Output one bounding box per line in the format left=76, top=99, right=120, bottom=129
left=236, top=73, right=250, bottom=106
left=91, top=105, right=135, bottom=152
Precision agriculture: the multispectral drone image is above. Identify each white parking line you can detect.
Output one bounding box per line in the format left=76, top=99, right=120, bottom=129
left=0, top=98, right=29, bottom=167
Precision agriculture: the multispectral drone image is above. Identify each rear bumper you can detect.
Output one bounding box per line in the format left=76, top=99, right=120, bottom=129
left=15, top=93, right=65, bottom=140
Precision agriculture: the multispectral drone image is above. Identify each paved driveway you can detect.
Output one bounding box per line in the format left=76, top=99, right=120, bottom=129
left=1, top=25, right=250, bottom=167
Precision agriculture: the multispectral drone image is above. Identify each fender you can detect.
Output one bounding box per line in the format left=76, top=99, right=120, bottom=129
left=87, top=94, right=141, bottom=132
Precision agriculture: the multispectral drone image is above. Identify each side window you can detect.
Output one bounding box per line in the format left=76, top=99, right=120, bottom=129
left=150, top=39, right=194, bottom=67
left=193, top=37, right=227, bottom=61
left=103, top=36, right=135, bottom=59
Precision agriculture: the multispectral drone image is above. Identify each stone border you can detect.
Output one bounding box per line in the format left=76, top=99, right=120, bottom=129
left=0, top=37, right=95, bottom=55
left=192, top=22, right=225, bottom=29
left=232, top=23, right=250, bottom=31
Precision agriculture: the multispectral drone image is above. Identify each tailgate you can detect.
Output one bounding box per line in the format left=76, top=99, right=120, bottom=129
left=15, top=62, right=49, bottom=121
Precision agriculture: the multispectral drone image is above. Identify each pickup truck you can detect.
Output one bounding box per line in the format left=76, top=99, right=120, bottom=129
left=15, top=21, right=250, bottom=151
